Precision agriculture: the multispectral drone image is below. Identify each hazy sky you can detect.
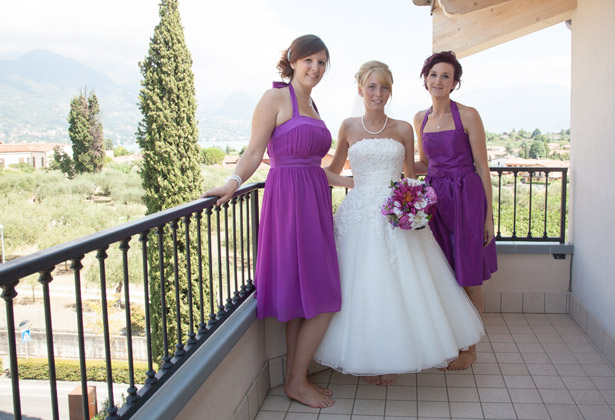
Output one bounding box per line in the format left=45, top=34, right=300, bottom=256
left=1, top=0, right=571, bottom=133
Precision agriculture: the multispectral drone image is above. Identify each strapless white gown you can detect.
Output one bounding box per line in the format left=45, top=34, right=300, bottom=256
left=314, top=138, right=485, bottom=375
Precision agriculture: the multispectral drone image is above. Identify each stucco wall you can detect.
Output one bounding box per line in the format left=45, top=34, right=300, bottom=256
left=174, top=319, right=268, bottom=420
left=570, top=0, right=615, bottom=337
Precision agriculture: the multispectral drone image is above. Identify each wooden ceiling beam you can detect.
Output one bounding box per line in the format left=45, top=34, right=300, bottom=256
left=432, top=0, right=576, bottom=58
left=439, top=0, right=515, bottom=16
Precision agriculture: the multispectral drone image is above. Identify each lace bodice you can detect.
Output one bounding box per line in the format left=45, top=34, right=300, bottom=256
left=334, top=138, right=439, bottom=268
left=334, top=139, right=404, bottom=264
left=348, top=138, right=404, bottom=189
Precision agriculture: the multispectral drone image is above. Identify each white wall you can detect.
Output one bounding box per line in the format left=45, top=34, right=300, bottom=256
left=0, top=151, right=52, bottom=168
left=0, top=152, right=33, bottom=168
left=570, top=0, right=615, bottom=338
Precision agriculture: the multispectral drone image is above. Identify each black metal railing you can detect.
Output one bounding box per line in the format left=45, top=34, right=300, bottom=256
left=491, top=167, right=568, bottom=243
left=0, top=182, right=264, bottom=420
left=330, top=166, right=569, bottom=243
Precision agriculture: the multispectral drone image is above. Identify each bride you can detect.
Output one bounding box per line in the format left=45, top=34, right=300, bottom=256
left=313, top=61, right=484, bottom=385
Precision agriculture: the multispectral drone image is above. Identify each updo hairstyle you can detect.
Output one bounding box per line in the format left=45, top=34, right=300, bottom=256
left=419, top=51, right=462, bottom=92
left=277, top=34, right=330, bottom=80
left=355, top=60, right=394, bottom=94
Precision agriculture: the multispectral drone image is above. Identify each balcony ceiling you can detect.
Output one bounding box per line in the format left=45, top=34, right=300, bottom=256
left=414, top=0, right=577, bottom=58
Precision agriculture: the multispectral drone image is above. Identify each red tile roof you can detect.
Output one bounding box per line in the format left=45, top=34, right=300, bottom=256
left=0, top=143, right=69, bottom=153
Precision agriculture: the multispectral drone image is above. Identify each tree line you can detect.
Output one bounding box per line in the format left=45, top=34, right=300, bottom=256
left=486, top=128, right=570, bottom=160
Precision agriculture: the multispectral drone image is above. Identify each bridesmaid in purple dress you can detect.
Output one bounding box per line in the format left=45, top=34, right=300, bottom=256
left=413, top=51, right=498, bottom=370
left=203, top=35, right=351, bottom=408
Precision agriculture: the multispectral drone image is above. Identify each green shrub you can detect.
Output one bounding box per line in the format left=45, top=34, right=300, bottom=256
left=17, top=358, right=155, bottom=384
left=9, top=162, right=36, bottom=173
left=0, top=170, right=37, bottom=193
left=51, top=146, right=75, bottom=178
left=106, top=161, right=136, bottom=174
left=201, top=146, right=225, bottom=165
left=113, top=146, right=130, bottom=157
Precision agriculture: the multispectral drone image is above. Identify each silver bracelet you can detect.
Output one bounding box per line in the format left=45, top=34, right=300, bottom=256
left=227, top=174, right=243, bottom=188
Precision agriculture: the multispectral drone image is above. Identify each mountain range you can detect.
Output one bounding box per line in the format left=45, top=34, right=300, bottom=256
left=0, top=49, right=569, bottom=147
left=0, top=49, right=251, bottom=147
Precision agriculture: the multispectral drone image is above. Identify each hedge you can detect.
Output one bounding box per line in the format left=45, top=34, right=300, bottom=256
left=17, top=358, right=156, bottom=384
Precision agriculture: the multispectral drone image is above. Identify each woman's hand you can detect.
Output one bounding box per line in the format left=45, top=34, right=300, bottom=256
left=200, top=87, right=280, bottom=207
left=484, top=218, right=495, bottom=247
left=201, top=181, right=238, bottom=206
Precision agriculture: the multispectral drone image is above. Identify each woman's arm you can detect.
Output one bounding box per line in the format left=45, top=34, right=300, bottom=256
left=202, top=89, right=280, bottom=205
left=399, top=120, right=417, bottom=179
left=412, top=111, right=429, bottom=175
left=324, top=119, right=354, bottom=188
left=462, top=105, right=495, bottom=246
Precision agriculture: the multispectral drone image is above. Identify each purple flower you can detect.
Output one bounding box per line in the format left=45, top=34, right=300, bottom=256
left=381, top=178, right=438, bottom=230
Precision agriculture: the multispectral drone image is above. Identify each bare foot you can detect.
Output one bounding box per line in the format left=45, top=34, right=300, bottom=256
left=362, top=375, right=380, bottom=385
left=379, top=374, right=397, bottom=386
left=447, top=349, right=477, bottom=370
left=311, top=382, right=333, bottom=396
left=286, top=380, right=333, bottom=397
left=286, top=379, right=334, bottom=408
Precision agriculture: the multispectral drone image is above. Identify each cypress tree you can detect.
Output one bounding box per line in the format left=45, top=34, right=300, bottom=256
left=87, top=94, right=105, bottom=171
left=68, top=89, right=104, bottom=173
left=137, top=0, right=203, bottom=362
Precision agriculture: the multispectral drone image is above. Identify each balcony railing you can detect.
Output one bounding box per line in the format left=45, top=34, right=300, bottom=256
left=0, top=182, right=264, bottom=420
left=491, top=167, right=568, bottom=243
left=331, top=167, right=569, bottom=243
left=0, top=166, right=569, bottom=419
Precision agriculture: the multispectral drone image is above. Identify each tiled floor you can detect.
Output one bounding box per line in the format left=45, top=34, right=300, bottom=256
left=255, top=313, right=615, bottom=420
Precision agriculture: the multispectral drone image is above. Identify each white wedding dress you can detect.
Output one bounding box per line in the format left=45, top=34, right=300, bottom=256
left=314, top=138, right=485, bottom=375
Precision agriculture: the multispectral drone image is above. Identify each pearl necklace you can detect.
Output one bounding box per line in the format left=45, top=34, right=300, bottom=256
left=361, top=115, right=388, bottom=135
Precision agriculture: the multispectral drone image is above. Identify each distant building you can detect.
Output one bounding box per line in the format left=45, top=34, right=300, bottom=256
left=504, top=157, right=569, bottom=169
left=111, top=154, right=143, bottom=164
left=490, top=157, right=509, bottom=167
left=504, top=157, right=569, bottom=181
left=223, top=155, right=240, bottom=167
left=0, top=142, right=72, bottom=169
left=487, top=147, right=507, bottom=163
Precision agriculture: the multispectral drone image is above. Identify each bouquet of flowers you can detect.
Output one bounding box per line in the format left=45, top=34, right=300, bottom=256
left=381, top=178, right=438, bottom=230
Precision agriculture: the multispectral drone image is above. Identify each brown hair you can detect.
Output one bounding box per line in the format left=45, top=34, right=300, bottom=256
left=276, top=34, right=330, bottom=80
left=420, top=51, right=463, bottom=92
left=355, top=60, right=393, bottom=94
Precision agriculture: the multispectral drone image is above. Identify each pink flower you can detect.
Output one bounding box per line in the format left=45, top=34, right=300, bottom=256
left=381, top=178, right=438, bottom=230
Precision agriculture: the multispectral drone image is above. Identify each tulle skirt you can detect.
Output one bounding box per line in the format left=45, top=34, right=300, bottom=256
left=314, top=211, right=485, bottom=375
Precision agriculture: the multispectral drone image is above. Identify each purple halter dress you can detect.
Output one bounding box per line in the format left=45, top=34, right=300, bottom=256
left=421, top=101, right=498, bottom=287
left=254, top=82, right=341, bottom=322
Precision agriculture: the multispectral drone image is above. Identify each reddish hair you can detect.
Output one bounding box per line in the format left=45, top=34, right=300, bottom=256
left=420, top=51, right=462, bottom=92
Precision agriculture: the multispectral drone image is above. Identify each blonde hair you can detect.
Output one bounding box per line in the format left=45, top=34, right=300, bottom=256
left=355, top=61, right=393, bottom=94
